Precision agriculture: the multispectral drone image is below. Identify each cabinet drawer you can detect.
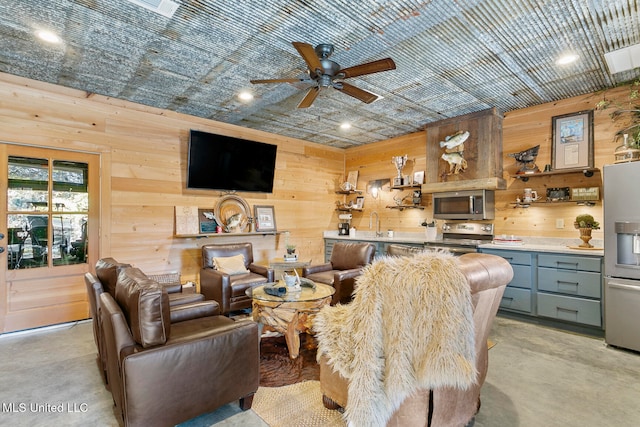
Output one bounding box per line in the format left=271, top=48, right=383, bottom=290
left=537, top=293, right=601, bottom=327
left=510, top=264, right=533, bottom=289
left=500, top=287, right=532, bottom=313
left=538, top=254, right=601, bottom=272
left=481, top=249, right=532, bottom=265
left=538, top=268, right=601, bottom=298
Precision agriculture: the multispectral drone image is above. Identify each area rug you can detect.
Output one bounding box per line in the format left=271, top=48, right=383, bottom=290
left=260, top=333, right=319, bottom=387
left=253, top=381, right=346, bottom=427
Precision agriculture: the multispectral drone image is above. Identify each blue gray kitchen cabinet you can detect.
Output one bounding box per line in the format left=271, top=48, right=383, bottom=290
left=480, top=249, right=534, bottom=314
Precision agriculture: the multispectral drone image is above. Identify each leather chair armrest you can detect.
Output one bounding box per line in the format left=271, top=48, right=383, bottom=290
left=249, top=264, right=274, bottom=282
left=303, top=263, right=333, bottom=276
left=333, top=268, right=364, bottom=305
left=333, top=267, right=363, bottom=282
left=163, top=283, right=183, bottom=294
left=170, top=301, right=220, bottom=323
left=200, top=268, right=231, bottom=314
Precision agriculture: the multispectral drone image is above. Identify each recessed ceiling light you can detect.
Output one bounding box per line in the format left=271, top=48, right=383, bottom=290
left=340, top=122, right=351, bottom=130
left=36, top=30, right=61, bottom=44
left=238, top=91, right=254, bottom=101
left=556, top=53, right=579, bottom=66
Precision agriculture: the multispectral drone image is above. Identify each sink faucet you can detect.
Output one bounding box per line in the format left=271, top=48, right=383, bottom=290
left=370, top=211, right=383, bottom=237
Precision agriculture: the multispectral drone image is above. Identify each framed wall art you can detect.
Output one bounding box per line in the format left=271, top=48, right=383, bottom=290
left=551, top=110, right=594, bottom=171
left=413, top=170, right=425, bottom=185
left=254, top=205, right=277, bottom=232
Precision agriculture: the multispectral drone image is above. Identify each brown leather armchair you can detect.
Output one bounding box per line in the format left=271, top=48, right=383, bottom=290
left=86, top=258, right=219, bottom=388
left=316, top=251, right=514, bottom=427
left=99, top=266, right=259, bottom=427
left=200, top=243, right=274, bottom=315
left=302, top=241, right=376, bottom=305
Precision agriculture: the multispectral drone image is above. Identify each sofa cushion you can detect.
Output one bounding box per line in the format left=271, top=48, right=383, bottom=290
left=213, top=254, right=249, bottom=275
left=116, top=267, right=171, bottom=348
left=96, top=258, right=132, bottom=297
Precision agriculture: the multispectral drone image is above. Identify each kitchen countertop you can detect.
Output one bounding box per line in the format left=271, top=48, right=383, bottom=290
left=323, top=231, right=604, bottom=256
left=479, top=242, right=603, bottom=256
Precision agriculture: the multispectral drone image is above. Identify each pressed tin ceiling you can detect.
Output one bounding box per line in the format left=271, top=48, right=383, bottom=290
left=0, top=0, right=639, bottom=148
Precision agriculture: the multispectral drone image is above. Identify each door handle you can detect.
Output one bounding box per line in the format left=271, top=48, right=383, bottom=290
left=0, top=247, right=4, bottom=253
left=0, top=233, right=4, bottom=239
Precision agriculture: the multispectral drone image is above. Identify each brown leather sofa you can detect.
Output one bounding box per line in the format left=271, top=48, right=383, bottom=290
left=200, top=243, right=274, bottom=315
left=85, top=258, right=219, bottom=386
left=302, top=241, right=376, bottom=304
left=317, top=248, right=514, bottom=427
left=98, top=265, right=259, bottom=427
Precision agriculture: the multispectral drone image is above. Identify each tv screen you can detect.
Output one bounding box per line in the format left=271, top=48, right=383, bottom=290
left=187, top=130, right=277, bottom=193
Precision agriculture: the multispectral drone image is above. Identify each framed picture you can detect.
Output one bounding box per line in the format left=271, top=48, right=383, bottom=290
left=551, top=110, right=594, bottom=170
left=254, top=205, right=276, bottom=232
left=347, top=170, right=359, bottom=189
left=355, top=196, right=365, bottom=209
left=413, top=170, right=425, bottom=185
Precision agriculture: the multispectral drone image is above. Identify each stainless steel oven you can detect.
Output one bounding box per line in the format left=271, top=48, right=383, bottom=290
left=423, top=222, right=494, bottom=254
left=432, top=190, right=494, bottom=220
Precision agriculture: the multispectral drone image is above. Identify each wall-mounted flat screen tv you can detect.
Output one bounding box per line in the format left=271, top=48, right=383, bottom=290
left=187, top=130, right=277, bottom=193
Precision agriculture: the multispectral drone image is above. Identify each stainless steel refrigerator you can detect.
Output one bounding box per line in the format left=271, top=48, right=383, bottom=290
left=604, top=162, right=640, bottom=352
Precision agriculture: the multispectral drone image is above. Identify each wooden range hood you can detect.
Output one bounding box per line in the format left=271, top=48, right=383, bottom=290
left=422, top=108, right=506, bottom=193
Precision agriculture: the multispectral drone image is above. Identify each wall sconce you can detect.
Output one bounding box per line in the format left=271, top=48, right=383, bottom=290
left=367, top=179, right=390, bottom=199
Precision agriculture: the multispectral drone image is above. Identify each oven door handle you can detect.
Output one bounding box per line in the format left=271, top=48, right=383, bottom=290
left=425, top=245, right=476, bottom=254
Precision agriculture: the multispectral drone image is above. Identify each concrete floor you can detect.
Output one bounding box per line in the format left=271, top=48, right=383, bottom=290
left=0, top=315, right=639, bottom=426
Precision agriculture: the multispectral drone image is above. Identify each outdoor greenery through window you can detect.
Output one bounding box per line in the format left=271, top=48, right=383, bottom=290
left=7, top=156, right=89, bottom=269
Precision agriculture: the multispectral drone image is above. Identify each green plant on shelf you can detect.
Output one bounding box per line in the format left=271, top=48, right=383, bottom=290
left=574, top=214, right=600, bottom=230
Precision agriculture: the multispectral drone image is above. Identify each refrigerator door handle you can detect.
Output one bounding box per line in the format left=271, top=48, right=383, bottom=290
left=608, top=282, right=640, bottom=292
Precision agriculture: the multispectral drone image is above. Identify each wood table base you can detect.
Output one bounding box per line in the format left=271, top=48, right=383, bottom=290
left=252, top=296, right=331, bottom=359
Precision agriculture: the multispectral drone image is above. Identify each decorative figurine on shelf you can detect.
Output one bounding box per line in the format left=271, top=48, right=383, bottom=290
left=392, top=154, right=408, bottom=186
left=509, top=145, right=540, bottom=174
left=440, top=130, right=469, bottom=175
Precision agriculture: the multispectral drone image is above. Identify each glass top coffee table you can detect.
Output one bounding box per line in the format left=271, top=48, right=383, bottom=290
left=247, top=282, right=335, bottom=359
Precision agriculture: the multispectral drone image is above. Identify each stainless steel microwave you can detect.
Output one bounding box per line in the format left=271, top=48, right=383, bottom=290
left=432, top=189, right=495, bottom=220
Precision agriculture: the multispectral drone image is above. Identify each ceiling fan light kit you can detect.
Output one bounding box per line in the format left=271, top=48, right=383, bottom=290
left=251, top=42, right=396, bottom=108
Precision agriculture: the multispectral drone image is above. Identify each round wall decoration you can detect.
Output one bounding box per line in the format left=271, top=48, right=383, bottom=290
left=215, top=195, right=251, bottom=233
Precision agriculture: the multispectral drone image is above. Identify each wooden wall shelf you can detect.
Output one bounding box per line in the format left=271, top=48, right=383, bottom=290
left=511, top=168, right=599, bottom=182
left=390, top=184, right=421, bottom=190
left=175, top=231, right=285, bottom=238
left=385, top=205, right=425, bottom=211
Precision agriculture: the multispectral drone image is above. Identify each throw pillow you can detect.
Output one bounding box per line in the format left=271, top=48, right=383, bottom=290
left=213, top=254, right=249, bottom=275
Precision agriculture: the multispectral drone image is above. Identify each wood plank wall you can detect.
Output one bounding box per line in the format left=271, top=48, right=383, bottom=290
left=346, top=84, right=635, bottom=242
left=0, top=73, right=343, bottom=288
left=0, top=71, right=634, bottom=331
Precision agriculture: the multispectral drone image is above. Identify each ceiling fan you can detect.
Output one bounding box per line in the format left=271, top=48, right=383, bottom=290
left=250, top=42, right=396, bottom=108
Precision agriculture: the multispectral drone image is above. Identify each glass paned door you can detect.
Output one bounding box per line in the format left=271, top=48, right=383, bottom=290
left=7, top=157, right=89, bottom=269
left=0, top=144, right=99, bottom=333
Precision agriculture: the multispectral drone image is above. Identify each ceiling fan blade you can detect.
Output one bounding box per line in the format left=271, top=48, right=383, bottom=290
left=292, top=42, right=322, bottom=73
left=250, top=78, right=310, bottom=84
left=335, top=82, right=379, bottom=104
left=339, top=58, right=396, bottom=79
left=297, top=86, right=320, bottom=108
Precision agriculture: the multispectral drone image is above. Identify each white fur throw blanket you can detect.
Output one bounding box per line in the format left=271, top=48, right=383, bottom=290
left=313, top=251, right=476, bottom=426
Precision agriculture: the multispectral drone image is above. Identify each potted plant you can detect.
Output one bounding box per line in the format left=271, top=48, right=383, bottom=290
left=574, top=214, right=600, bottom=248
left=286, top=244, right=296, bottom=255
